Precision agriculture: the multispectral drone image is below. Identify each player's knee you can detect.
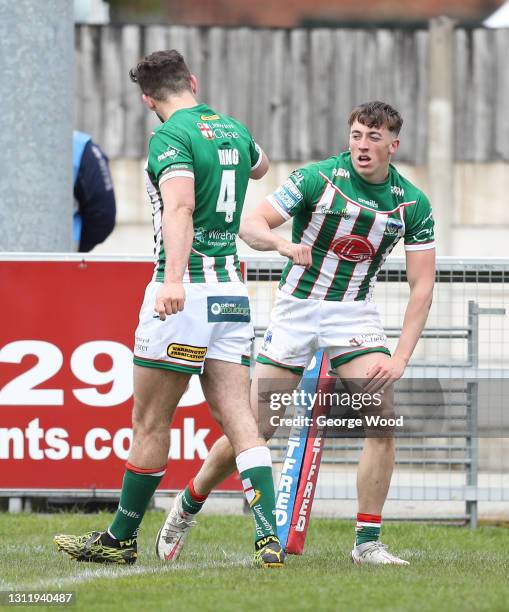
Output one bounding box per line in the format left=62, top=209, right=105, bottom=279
left=131, top=408, right=168, bottom=439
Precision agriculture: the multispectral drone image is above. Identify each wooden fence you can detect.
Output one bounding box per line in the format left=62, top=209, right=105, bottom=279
left=74, top=24, right=509, bottom=163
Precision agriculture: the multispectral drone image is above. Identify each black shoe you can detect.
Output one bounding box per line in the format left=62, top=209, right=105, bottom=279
left=253, top=535, right=286, bottom=568
left=54, top=530, right=137, bottom=565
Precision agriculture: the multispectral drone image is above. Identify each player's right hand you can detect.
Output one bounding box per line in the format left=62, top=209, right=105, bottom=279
left=278, top=241, right=312, bottom=267
left=154, top=282, right=186, bottom=320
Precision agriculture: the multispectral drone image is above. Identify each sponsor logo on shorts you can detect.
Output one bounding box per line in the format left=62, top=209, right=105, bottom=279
left=207, top=296, right=251, bottom=322
left=262, top=329, right=273, bottom=351
left=200, top=114, right=220, bottom=121
left=157, top=146, right=180, bottom=162
left=134, top=336, right=150, bottom=353
left=349, top=333, right=387, bottom=347
left=167, top=343, right=207, bottom=362
left=384, top=218, right=404, bottom=236
left=332, top=235, right=375, bottom=262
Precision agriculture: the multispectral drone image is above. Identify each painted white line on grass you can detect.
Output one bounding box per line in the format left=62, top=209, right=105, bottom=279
left=15, top=556, right=250, bottom=590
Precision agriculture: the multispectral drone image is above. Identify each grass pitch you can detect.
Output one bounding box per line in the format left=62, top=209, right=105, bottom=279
left=1, top=511, right=508, bottom=612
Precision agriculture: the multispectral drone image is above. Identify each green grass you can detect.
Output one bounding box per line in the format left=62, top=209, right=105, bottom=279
left=0, top=512, right=508, bottom=612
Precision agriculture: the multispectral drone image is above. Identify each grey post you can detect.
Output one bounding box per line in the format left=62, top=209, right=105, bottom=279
left=427, top=17, right=455, bottom=256
left=0, top=0, right=74, bottom=252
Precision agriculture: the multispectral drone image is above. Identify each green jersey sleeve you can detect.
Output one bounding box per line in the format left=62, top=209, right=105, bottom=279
left=267, top=164, right=319, bottom=220
left=147, top=129, right=194, bottom=186
left=404, top=192, right=436, bottom=250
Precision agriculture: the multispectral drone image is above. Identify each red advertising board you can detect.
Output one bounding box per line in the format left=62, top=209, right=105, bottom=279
left=0, top=257, right=241, bottom=493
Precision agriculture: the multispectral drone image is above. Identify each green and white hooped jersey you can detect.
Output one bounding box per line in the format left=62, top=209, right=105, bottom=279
left=268, top=152, right=435, bottom=301
left=145, top=103, right=263, bottom=283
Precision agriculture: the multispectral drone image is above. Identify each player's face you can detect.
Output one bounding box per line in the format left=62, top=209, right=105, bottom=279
left=349, top=121, right=400, bottom=183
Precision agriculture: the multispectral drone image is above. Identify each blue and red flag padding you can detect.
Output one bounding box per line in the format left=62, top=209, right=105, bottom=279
left=275, top=351, right=335, bottom=554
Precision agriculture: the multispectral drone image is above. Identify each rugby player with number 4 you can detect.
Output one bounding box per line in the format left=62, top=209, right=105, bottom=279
left=54, top=49, right=285, bottom=568
left=160, top=101, right=435, bottom=566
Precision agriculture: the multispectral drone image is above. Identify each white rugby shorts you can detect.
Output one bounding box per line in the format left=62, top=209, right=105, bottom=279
left=133, top=281, right=253, bottom=374
left=256, top=290, right=390, bottom=374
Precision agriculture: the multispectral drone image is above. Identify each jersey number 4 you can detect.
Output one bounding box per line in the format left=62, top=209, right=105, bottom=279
left=216, top=170, right=236, bottom=223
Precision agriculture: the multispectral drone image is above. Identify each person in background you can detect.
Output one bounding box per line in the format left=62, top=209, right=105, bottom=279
left=73, top=130, right=116, bottom=252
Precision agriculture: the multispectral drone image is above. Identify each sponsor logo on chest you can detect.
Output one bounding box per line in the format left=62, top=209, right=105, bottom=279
left=331, top=235, right=375, bottom=262
left=318, top=204, right=350, bottom=219
left=358, top=197, right=379, bottom=209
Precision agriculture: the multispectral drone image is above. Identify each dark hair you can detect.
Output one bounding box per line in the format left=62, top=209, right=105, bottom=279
left=129, top=50, right=192, bottom=100
left=348, top=101, right=403, bottom=135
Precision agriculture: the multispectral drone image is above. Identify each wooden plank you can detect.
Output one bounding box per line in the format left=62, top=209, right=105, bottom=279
left=351, top=30, right=376, bottom=105
left=142, top=26, right=168, bottom=139
left=122, top=25, right=145, bottom=158
left=167, top=25, right=188, bottom=57
left=185, top=27, right=206, bottom=97
left=331, top=29, right=357, bottom=155
left=225, top=28, right=252, bottom=124
left=494, top=28, right=509, bottom=159
left=454, top=29, right=472, bottom=163
left=100, top=26, right=124, bottom=157
left=393, top=30, right=419, bottom=164
left=247, top=30, right=274, bottom=155
left=207, top=28, right=229, bottom=114
left=288, top=29, right=311, bottom=160
left=414, top=29, right=429, bottom=165
left=77, top=26, right=103, bottom=140
left=471, top=28, right=495, bottom=161
left=143, top=25, right=169, bottom=55
left=268, top=29, right=288, bottom=161
left=373, top=29, right=397, bottom=106
left=309, top=29, right=333, bottom=158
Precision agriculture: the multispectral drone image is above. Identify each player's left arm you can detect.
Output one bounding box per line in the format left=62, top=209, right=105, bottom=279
left=154, top=176, right=195, bottom=320
left=364, top=248, right=435, bottom=392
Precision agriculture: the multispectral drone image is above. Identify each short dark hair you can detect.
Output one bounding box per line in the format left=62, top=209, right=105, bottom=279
left=348, top=101, right=403, bottom=136
left=129, top=50, right=192, bottom=100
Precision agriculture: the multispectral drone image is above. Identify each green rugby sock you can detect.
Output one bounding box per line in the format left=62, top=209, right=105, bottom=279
left=109, top=463, right=166, bottom=540
left=236, top=446, right=278, bottom=545
left=355, top=512, right=382, bottom=546
left=181, top=478, right=208, bottom=515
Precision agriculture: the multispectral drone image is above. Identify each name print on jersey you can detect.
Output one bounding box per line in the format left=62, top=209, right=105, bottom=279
left=218, top=148, right=239, bottom=166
